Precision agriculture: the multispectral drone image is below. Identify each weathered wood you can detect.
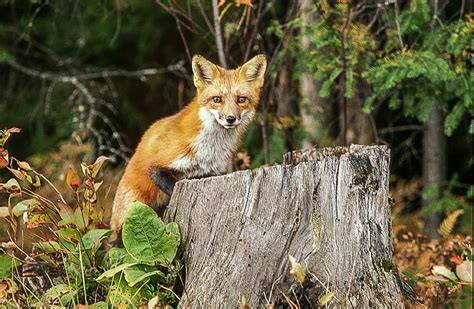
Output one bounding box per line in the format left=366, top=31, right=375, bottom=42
left=164, top=145, right=404, bottom=308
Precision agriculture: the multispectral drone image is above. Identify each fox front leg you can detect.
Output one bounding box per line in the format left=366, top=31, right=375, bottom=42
left=148, top=167, right=177, bottom=196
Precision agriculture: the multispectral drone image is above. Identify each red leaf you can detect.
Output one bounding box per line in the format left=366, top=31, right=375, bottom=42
left=0, top=157, right=8, bottom=169
left=0, top=148, right=8, bottom=169
left=449, top=255, right=464, bottom=265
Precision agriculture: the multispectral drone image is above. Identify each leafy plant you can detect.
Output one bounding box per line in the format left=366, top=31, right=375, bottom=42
left=0, top=128, right=181, bottom=307
left=420, top=174, right=473, bottom=236
left=97, top=201, right=181, bottom=307
left=364, top=7, right=473, bottom=136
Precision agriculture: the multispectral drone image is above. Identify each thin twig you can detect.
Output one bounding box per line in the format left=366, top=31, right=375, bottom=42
left=212, top=0, right=228, bottom=68
left=196, top=0, right=215, bottom=36
left=244, top=0, right=265, bottom=61
left=165, top=0, right=192, bottom=64
left=393, top=1, right=404, bottom=48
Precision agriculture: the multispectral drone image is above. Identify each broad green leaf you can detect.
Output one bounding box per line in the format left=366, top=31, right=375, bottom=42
left=73, top=207, right=89, bottom=229
left=105, top=247, right=131, bottom=267
left=123, top=264, right=165, bottom=287
left=96, top=262, right=139, bottom=282
left=0, top=254, right=16, bottom=280
left=122, top=201, right=180, bottom=265
left=81, top=229, right=111, bottom=250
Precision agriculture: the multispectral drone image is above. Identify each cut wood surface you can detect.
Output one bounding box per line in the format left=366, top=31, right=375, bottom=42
left=164, top=145, right=404, bottom=308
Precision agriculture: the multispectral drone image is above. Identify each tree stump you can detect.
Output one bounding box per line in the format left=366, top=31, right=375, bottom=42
left=164, top=145, right=404, bottom=308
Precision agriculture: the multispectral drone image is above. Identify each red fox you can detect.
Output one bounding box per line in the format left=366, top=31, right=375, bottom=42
left=110, top=54, right=267, bottom=242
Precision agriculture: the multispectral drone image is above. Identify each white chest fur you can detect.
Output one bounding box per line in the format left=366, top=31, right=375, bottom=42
left=170, top=107, right=253, bottom=178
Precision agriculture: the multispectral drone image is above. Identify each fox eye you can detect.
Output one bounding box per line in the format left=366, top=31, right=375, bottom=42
left=212, top=96, right=222, bottom=103
left=237, top=96, right=247, bottom=103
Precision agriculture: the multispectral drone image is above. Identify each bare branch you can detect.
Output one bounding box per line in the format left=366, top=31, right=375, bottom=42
left=393, top=0, right=404, bottom=48
left=165, top=0, right=193, bottom=64
left=212, top=0, right=228, bottom=68
left=196, top=0, right=216, bottom=36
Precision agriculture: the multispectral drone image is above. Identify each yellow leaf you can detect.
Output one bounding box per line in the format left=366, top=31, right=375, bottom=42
left=17, top=161, right=33, bottom=171
left=8, top=168, right=27, bottom=182
left=66, top=168, right=81, bottom=191
left=26, top=214, right=54, bottom=229
left=438, top=209, right=464, bottom=238
left=90, top=156, right=109, bottom=177
left=456, top=260, right=472, bottom=283
left=319, top=291, right=335, bottom=306
left=288, top=255, right=305, bottom=284
left=235, top=0, right=253, bottom=7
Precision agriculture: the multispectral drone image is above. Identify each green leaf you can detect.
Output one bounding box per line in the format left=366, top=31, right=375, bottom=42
left=96, top=262, right=139, bottom=282
left=90, top=302, right=109, bottom=309
left=81, top=229, right=111, bottom=250
left=122, top=201, right=180, bottom=265
left=43, top=284, right=77, bottom=306
left=34, top=241, right=63, bottom=253
left=56, top=228, right=81, bottom=251
left=0, top=254, right=16, bottom=280
left=12, top=199, right=38, bottom=217
left=57, top=202, right=74, bottom=226
left=319, top=291, right=335, bottom=306
left=108, top=278, right=155, bottom=308
left=105, top=247, right=131, bottom=267
left=73, top=207, right=89, bottom=229
left=123, top=264, right=165, bottom=287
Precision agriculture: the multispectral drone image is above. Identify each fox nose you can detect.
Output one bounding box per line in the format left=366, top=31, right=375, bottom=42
left=226, top=116, right=236, bottom=124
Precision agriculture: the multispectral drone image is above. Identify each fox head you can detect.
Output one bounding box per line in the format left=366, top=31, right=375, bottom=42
left=192, top=54, right=267, bottom=129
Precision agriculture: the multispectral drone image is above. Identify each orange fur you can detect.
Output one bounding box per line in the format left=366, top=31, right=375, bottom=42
left=110, top=55, right=267, bottom=241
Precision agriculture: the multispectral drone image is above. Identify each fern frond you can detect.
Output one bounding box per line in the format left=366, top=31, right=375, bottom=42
left=438, top=209, right=464, bottom=238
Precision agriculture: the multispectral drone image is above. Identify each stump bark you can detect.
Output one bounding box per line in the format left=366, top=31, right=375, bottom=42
left=164, top=145, right=404, bottom=308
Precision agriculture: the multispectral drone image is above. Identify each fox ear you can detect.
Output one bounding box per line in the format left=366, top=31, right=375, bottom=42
left=192, top=55, right=219, bottom=88
left=239, top=54, right=267, bottom=87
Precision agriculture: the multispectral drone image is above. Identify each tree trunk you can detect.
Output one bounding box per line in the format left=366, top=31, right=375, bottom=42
left=422, top=105, right=446, bottom=239
left=164, top=145, right=404, bottom=308
left=299, top=0, right=328, bottom=149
